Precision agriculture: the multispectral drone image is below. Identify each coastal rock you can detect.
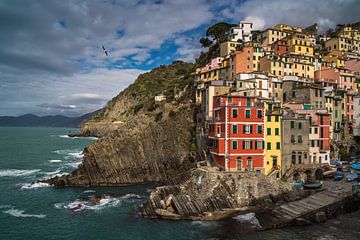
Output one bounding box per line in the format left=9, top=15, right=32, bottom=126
left=47, top=62, right=198, bottom=186
left=140, top=168, right=304, bottom=220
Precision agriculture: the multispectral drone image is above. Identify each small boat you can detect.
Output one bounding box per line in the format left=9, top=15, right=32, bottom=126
left=346, top=173, right=358, bottom=182
left=303, top=182, right=322, bottom=190
left=323, top=170, right=337, bottom=178
left=341, top=165, right=351, bottom=172
left=289, top=181, right=304, bottom=186
left=330, top=160, right=341, bottom=166
left=351, top=163, right=360, bottom=171
left=334, top=172, right=344, bottom=181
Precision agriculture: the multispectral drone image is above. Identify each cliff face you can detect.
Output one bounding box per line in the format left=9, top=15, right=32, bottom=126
left=48, top=62, right=198, bottom=186
left=140, top=167, right=305, bottom=220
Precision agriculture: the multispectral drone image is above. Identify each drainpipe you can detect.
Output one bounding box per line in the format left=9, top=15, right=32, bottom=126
left=225, top=99, right=229, bottom=171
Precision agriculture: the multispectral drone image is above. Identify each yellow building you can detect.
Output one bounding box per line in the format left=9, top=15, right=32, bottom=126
left=274, top=24, right=302, bottom=33
left=338, top=26, right=360, bottom=41
left=323, top=50, right=345, bottom=67
left=220, top=41, right=242, bottom=57
left=259, top=54, right=315, bottom=79
left=286, top=33, right=314, bottom=56
left=325, top=37, right=360, bottom=53
left=264, top=102, right=282, bottom=177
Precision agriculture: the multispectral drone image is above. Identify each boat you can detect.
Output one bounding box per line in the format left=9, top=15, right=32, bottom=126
left=341, top=165, right=351, bottom=172
left=351, top=163, right=360, bottom=171
left=323, top=170, right=337, bottom=178
left=330, top=160, right=341, bottom=166
left=303, top=182, right=322, bottom=190
left=346, top=173, right=358, bottom=182
left=334, top=172, right=344, bottom=181
left=289, top=181, right=304, bottom=186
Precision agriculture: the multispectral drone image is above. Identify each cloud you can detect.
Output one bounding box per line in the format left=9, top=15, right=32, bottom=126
left=218, top=0, right=360, bottom=32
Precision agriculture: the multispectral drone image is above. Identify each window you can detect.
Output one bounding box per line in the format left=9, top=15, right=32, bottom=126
left=275, top=116, right=279, bottom=122
left=314, top=127, right=318, bottom=134
left=232, top=109, right=238, bottom=118
left=298, top=122, right=302, bottom=129
left=298, top=135, right=303, bottom=143
left=292, top=152, right=296, bottom=164
left=257, top=110, right=262, bottom=118
left=245, top=109, right=251, bottom=118
left=243, top=125, right=253, bottom=134
left=298, top=153, right=302, bottom=164
left=232, top=124, right=238, bottom=134
left=217, top=126, right=221, bottom=135
left=267, top=128, right=271, bottom=135
left=276, top=142, right=280, bottom=149
left=267, top=115, right=271, bottom=122
left=309, top=127, right=312, bottom=134
left=290, top=121, right=295, bottom=128
left=256, top=140, right=263, bottom=149
left=275, top=128, right=279, bottom=135
left=267, top=142, right=271, bottom=150
left=243, top=140, right=252, bottom=150
left=232, top=140, right=238, bottom=150
left=291, top=135, right=295, bottom=143
left=258, top=125, right=263, bottom=134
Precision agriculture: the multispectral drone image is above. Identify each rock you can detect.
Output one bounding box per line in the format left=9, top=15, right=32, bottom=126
left=140, top=168, right=303, bottom=220
left=295, top=217, right=312, bottom=226
left=46, top=62, right=197, bottom=187
left=314, top=211, right=327, bottom=223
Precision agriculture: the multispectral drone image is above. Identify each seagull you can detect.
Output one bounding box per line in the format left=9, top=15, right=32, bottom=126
left=102, top=46, right=108, bottom=56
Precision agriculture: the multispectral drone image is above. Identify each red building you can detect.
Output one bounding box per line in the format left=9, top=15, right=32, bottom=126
left=208, top=95, right=265, bottom=172
left=269, top=39, right=288, bottom=55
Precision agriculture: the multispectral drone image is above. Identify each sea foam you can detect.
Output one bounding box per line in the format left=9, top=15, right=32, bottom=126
left=20, top=182, right=50, bottom=190
left=0, top=169, right=41, bottom=177
left=3, top=207, right=46, bottom=218
left=233, top=212, right=261, bottom=227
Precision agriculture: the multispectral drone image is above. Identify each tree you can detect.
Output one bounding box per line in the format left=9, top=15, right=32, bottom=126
left=199, top=37, right=213, bottom=48
left=206, top=22, right=237, bottom=43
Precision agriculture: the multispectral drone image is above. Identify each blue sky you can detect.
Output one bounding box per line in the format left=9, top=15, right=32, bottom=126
left=0, top=0, right=359, bottom=116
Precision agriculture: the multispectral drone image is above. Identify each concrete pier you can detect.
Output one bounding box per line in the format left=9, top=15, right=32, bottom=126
left=257, top=181, right=355, bottom=230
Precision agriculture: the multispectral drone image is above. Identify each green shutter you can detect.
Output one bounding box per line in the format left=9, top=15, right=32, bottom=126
left=250, top=125, right=253, bottom=133
left=267, top=142, right=271, bottom=150
left=290, top=121, right=294, bottom=128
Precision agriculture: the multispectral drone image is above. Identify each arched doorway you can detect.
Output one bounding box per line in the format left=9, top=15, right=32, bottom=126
left=304, top=170, right=312, bottom=183
left=315, top=168, right=323, bottom=181
left=237, top=157, right=242, bottom=171
left=293, top=172, right=301, bottom=182
left=247, top=157, right=253, bottom=171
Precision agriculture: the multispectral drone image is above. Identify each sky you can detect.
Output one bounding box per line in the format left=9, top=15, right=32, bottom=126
left=1, top=0, right=359, bottom=117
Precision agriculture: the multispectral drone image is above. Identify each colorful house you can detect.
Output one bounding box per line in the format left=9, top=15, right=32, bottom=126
left=208, top=95, right=265, bottom=172
left=264, top=102, right=282, bottom=177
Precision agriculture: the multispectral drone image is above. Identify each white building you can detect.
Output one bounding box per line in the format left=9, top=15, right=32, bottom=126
left=227, top=21, right=253, bottom=42
left=233, top=73, right=270, bottom=98
left=155, top=94, right=166, bottom=102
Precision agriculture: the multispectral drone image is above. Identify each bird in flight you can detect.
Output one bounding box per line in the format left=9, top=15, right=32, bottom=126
left=102, top=46, right=108, bottom=56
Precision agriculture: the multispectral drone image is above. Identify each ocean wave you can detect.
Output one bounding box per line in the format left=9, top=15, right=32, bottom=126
left=48, top=159, right=62, bottom=163
left=54, top=196, right=121, bottom=212
left=232, top=212, right=261, bottom=227
left=3, top=207, right=46, bottom=218
left=59, top=135, right=98, bottom=140
left=65, top=161, right=82, bottom=168
left=0, top=169, right=41, bottom=177
left=20, top=182, right=50, bottom=190
left=83, top=190, right=96, bottom=193
left=120, top=193, right=142, bottom=200
left=67, top=152, right=83, bottom=158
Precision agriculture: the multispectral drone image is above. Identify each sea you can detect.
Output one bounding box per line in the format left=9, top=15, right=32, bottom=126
left=1, top=127, right=360, bottom=240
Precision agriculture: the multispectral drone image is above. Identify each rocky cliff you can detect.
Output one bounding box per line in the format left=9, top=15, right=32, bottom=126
left=140, top=167, right=305, bottom=220
left=48, top=61, right=199, bottom=186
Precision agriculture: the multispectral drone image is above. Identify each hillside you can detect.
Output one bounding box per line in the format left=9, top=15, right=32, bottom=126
left=48, top=61, right=199, bottom=186
left=0, top=112, right=97, bottom=128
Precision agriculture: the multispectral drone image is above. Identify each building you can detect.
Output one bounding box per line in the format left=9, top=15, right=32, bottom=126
left=282, top=81, right=325, bottom=110
left=154, top=94, right=166, bottom=102
left=281, top=110, right=310, bottom=175
left=227, top=21, right=253, bottom=42
left=259, top=54, right=315, bottom=79
left=325, top=37, right=360, bottom=54
left=220, top=41, right=242, bottom=57
left=269, top=39, right=288, bottom=55
left=208, top=95, right=265, bottom=172
left=230, top=46, right=264, bottom=77
left=232, top=73, right=270, bottom=98
left=354, top=95, right=360, bottom=137
left=255, top=24, right=302, bottom=46
left=286, top=33, right=314, bottom=56
left=264, top=102, right=282, bottom=177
